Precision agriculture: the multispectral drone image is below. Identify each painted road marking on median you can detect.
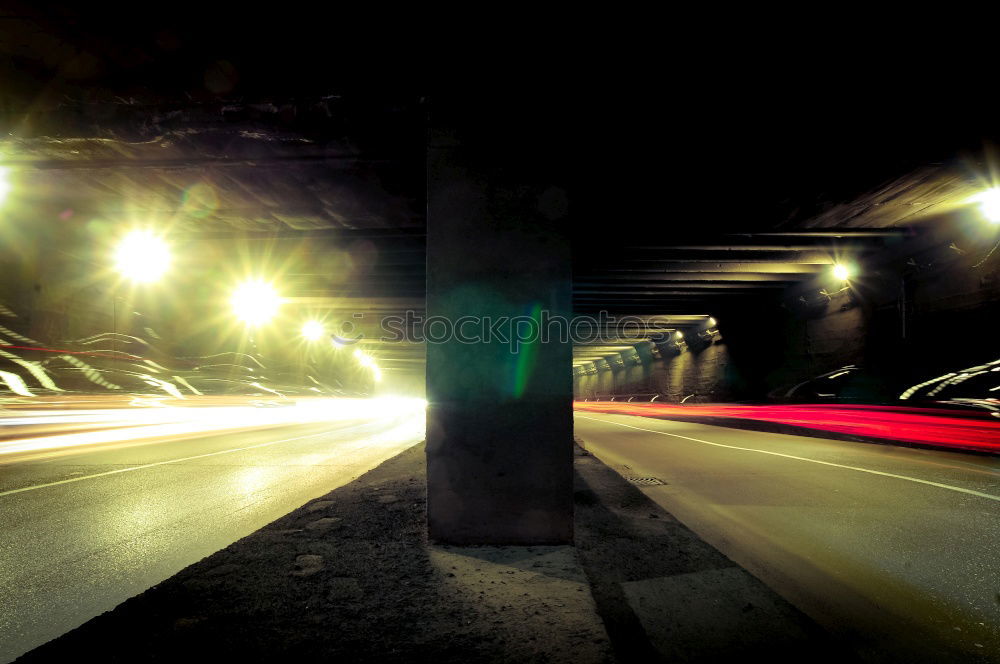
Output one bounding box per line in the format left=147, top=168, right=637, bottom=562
left=576, top=414, right=1000, bottom=503
left=0, top=430, right=334, bottom=498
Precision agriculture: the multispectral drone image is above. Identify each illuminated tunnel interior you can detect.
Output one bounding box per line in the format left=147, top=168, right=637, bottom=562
left=0, top=79, right=999, bottom=420
left=1, top=12, right=999, bottom=664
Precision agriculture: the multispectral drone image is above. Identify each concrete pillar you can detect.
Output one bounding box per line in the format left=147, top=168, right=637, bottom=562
left=425, top=131, right=573, bottom=544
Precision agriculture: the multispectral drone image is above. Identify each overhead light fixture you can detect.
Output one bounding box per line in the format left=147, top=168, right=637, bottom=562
left=0, top=166, right=10, bottom=204
left=231, top=280, right=282, bottom=326
left=114, top=230, right=171, bottom=283
left=971, top=187, right=1000, bottom=224
left=301, top=320, right=324, bottom=341
left=832, top=263, right=854, bottom=281
left=707, top=317, right=717, bottom=327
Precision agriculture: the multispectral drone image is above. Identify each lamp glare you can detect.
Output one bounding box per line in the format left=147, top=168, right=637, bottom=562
left=115, top=230, right=170, bottom=283
left=231, top=280, right=282, bottom=326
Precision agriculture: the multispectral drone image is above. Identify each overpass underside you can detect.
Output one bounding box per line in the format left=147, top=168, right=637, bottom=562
left=3, top=89, right=1000, bottom=543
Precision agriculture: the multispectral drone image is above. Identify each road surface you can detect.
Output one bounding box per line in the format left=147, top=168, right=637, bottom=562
left=0, top=398, right=425, bottom=663
left=574, top=411, right=1000, bottom=664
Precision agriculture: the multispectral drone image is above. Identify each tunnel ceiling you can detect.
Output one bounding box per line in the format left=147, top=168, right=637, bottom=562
left=3, top=7, right=999, bottom=373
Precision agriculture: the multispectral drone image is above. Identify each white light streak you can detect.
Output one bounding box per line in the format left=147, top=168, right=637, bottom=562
left=0, top=397, right=426, bottom=459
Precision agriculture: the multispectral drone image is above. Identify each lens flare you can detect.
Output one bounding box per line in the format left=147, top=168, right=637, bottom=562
left=972, top=187, right=1000, bottom=224
left=833, top=263, right=854, bottom=281
left=301, top=320, right=324, bottom=341
left=0, top=166, right=11, bottom=204
left=231, top=280, right=282, bottom=326
left=114, top=230, right=170, bottom=283
left=353, top=348, right=382, bottom=381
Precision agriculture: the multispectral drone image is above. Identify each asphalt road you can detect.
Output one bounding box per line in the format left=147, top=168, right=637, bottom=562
left=575, top=411, right=1000, bottom=664
left=0, top=402, right=424, bottom=663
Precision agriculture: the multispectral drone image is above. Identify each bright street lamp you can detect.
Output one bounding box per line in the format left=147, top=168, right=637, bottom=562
left=114, top=230, right=170, bottom=283
left=353, top=348, right=382, bottom=382
left=972, top=188, right=1000, bottom=224
left=301, top=320, right=324, bottom=341
left=0, top=166, right=10, bottom=205
left=833, top=263, right=855, bottom=281
left=231, top=280, right=282, bottom=326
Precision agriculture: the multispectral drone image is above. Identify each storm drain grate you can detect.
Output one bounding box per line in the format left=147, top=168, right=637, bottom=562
left=624, top=476, right=667, bottom=486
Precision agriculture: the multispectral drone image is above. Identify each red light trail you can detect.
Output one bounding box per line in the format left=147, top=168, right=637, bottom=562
left=574, top=401, right=1000, bottom=453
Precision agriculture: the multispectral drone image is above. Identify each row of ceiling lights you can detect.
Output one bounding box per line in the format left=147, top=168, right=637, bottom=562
left=829, top=187, right=1000, bottom=283
left=572, top=318, right=719, bottom=373
left=112, top=230, right=381, bottom=381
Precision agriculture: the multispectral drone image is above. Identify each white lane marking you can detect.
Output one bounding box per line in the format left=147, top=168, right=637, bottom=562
left=576, top=414, right=1000, bottom=503
left=0, top=429, right=335, bottom=498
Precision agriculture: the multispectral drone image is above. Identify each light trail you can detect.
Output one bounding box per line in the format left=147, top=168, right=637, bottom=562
left=0, top=429, right=332, bottom=497
left=574, top=401, right=1000, bottom=453
left=0, top=396, right=426, bottom=461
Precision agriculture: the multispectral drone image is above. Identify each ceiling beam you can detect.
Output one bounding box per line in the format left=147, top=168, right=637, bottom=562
left=589, top=262, right=827, bottom=274
left=588, top=250, right=836, bottom=264
left=575, top=282, right=786, bottom=291
left=2, top=154, right=401, bottom=171
left=187, top=228, right=426, bottom=241
left=284, top=296, right=425, bottom=310
left=740, top=229, right=910, bottom=238
left=576, top=273, right=798, bottom=283
left=573, top=295, right=759, bottom=301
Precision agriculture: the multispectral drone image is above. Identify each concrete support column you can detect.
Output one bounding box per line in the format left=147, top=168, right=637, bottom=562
left=425, top=132, right=573, bottom=544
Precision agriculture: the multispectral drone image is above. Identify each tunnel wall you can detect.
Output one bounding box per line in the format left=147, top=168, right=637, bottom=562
left=0, top=225, right=115, bottom=344
left=374, top=368, right=426, bottom=398
left=574, top=339, right=732, bottom=402
left=722, top=250, right=1000, bottom=400
left=648, top=341, right=731, bottom=402
left=576, top=245, right=1000, bottom=403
